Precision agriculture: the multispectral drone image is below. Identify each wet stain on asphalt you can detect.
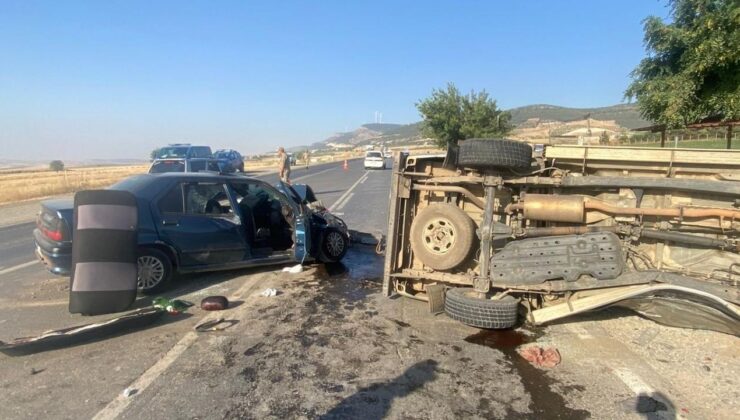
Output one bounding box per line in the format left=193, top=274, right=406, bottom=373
left=465, top=329, right=591, bottom=420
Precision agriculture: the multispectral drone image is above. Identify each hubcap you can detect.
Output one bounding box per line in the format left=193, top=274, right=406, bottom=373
left=137, top=256, right=165, bottom=289
left=422, top=217, right=456, bottom=255
left=326, top=232, right=345, bottom=257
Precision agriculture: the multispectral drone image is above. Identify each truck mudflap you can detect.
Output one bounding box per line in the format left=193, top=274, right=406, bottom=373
left=529, top=284, right=740, bottom=336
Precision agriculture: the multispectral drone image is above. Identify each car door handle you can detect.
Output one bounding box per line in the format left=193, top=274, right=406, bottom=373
left=162, top=218, right=180, bottom=226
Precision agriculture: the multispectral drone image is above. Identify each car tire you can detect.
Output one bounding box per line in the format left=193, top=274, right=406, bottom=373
left=409, top=204, right=476, bottom=271
left=319, top=229, right=349, bottom=263
left=444, top=287, right=520, bottom=329
left=457, top=138, right=532, bottom=170
left=137, top=248, right=173, bottom=295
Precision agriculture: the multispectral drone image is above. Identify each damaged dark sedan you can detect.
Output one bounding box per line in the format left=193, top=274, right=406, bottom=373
left=34, top=172, right=349, bottom=293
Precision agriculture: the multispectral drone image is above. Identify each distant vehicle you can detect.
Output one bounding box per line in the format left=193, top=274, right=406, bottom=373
left=213, top=149, right=245, bottom=172
left=286, top=153, right=297, bottom=165
left=364, top=151, right=386, bottom=170
left=34, top=173, right=350, bottom=294
left=149, top=144, right=214, bottom=174
left=384, top=150, right=392, bottom=159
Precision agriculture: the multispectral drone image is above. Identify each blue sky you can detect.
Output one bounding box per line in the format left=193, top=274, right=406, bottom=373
left=0, top=0, right=669, bottom=161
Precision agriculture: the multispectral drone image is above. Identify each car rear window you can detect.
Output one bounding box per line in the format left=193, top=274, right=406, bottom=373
left=150, top=161, right=185, bottom=173
left=366, top=152, right=382, bottom=158
left=157, top=147, right=189, bottom=158
left=191, top=147, right=213, bottom=158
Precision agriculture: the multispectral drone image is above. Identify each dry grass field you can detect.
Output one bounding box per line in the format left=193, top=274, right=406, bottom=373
left=0, top=165, right=148, bottom=205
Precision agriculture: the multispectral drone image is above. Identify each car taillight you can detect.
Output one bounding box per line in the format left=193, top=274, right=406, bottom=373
left=41, top=226, right=63, bottom=241
left=37, top=211, right=65, bottom=241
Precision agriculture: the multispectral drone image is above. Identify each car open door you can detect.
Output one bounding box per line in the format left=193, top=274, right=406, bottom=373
left=155, top=181, right=248, bottom=266
left=275, top=181, right=311, bottom=261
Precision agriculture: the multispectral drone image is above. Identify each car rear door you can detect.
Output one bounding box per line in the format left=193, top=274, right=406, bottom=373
left=155, top=181, right=248, bottom=267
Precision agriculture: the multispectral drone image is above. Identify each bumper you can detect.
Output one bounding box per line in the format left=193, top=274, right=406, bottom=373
left=33, top=229, right=71, bottom=276
left=364, top=160, right=385, bottom=169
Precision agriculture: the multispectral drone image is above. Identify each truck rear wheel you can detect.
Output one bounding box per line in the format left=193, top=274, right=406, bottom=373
left=444, top=287, right=519, bottom=329
left=409, top=204, right=476, bottom=271
left=457, top=138, right=532, bottom=170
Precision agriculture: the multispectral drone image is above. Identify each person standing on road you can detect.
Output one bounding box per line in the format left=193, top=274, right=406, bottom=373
left=278, top=146, right=291, bottom=184
left=304, top=149, right=310, bottom=169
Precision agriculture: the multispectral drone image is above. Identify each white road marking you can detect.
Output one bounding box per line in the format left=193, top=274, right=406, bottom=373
left=328, top=172, right=368, bottom=211
left=0, top=299, right=67, bottom=309
left=334, top=193, right=354, bottom=211
left=612, top=367, right=657, bottom=396
left=0, top=260, right=38, bottom=276
left=93, top=274, right=267, bottom=420
left=291, top=167, right=336, bottom=182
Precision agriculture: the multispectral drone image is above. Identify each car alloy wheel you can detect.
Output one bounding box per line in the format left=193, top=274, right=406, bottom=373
left=137, top=255, right=165, bottom=290
left=326, top=231, right=346, bottom=258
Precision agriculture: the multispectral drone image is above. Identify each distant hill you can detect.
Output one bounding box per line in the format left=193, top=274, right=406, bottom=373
left=308, top=103, right=650, bottom=150
left=508, top=103, right=649, bottom=129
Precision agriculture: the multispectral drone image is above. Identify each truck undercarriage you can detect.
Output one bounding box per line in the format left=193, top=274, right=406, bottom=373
left=383, top=140, right=740, bottom=334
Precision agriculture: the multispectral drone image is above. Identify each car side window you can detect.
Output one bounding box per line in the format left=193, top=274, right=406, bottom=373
left=183, top=183, right=233, bottom=216
left=158, top=184, right=185, bottom=213
left=191, top=147, right=212, bottom=158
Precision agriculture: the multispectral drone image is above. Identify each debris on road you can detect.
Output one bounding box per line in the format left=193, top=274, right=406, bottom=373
left=200, top=296, right=229, bottom=311
left=518, top=345, right=561, bottom=368
left=122, top=388, right=137, bottom=398
left=195, top=318, right=238, bottom=332
left=260, top=288, right=278, bottom=297
left=282, top=264, right=303, bottom=274
left=0, top=307, right=166, bottom=355
left=152, top=297, right=192, bottom=314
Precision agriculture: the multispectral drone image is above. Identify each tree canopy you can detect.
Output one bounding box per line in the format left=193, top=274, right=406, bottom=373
left=49, top=160, right=64, bottom=172
left=416, top=83, right=512, bottom=148
left=625, top=0, right=740, bottom=128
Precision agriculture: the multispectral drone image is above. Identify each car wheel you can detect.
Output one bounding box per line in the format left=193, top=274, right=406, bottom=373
left=444, top=288, right=520, bottom=329
left=457, top=138, right=532, bottom=170
left=319, top=229, right=349, bottom=263
left=137, top=248, right=173, bottom=295
left=409, top=204, right=476, bottom=271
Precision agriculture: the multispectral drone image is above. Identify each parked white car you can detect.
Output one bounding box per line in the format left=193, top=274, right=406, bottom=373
left=363, top=151, right=386, bottom=170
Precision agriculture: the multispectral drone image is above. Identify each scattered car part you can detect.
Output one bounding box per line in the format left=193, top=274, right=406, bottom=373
left=457, top=138, right=533, bottom=169
left=409, top=204, right=477, bottom=271
left=0, top=307, right=165, bottom=356
left=260, top=288, right=278, bottom=297
left=444, top=288, right=520, bottom=329
left=69, top=190, right=138, bottom=315
left=518, top=346, right=561, bottom=368
left=200, top=296, right=229, bottom=311
left=194, top=318, right=238, bottom=332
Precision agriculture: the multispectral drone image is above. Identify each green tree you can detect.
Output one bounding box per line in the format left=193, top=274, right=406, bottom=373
left=599, top=130, right=610, bottom=145
left=625, top=0, right=740, bottom=128
left=49, top=160, right=64, bottom=172
left=416, top=83, right=512, bottom=148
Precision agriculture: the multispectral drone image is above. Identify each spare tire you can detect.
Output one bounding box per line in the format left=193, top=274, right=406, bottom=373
left=444, top=288, right=520, bottom=329
left=409, top=204, right=476, bottom=271
left=457, top=138, right=532, bottom=169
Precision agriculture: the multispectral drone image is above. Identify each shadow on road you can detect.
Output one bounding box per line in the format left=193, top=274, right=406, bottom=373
left=319, top=359, right=439, bottom=420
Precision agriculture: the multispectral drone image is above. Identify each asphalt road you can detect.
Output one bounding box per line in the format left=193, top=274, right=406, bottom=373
left=0, top=157, right=736, bottom=419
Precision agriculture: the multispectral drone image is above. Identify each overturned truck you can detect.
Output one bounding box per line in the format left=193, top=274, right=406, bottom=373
left=383, top=140, right=740, bottom=334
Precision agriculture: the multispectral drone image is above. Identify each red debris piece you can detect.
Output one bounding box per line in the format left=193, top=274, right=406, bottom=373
left=518, top=346, right=561, bottom=368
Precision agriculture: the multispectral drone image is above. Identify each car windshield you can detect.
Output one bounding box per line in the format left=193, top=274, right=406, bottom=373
left=276, top=181, right=304, bottom=206
left=213, top=150, right=231, bottom=159
left=366, top=152, right=382, bottom=158
left=157, top=147, right=189, bottom=158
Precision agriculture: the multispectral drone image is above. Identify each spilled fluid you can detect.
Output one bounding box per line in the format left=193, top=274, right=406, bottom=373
left=465, top=329, right=590, bottom=419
